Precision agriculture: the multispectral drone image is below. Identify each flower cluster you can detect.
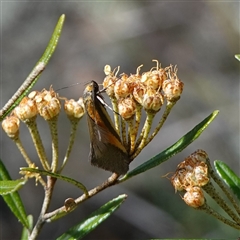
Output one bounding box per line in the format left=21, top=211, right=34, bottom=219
left=2, top=87, right=85, bottom=177
left=102, top=60, right=184, bottom=158
left=170, top=150, right=240, bottom=229
left=103, top=61, right=183, bottom=117
left=171, top=149, right=209, bottom=208
left=3, top=88, right=85, bottom=132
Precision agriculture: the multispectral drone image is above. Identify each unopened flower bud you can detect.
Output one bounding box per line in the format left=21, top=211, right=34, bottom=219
left=118, top=97, right=136, bottom=119
left=162, top=72, right=183, bottom=102
left=142, top=88, right=164, bottom=112
left=193, top=164, right=209, bottom=186
left=64, top=98, right=85, bottom=119
left=114, top=80, right=130, bottom=99
left=2, top=115, right=20, bottom=138
left=103, top=65, right=120, bottom=98
left=14, top=96, right=38, bottom=121
left=35, top=88, right=61, bottom=120
left=141, top=70, right=162, bottom=90
left=28, top=91, right=39, bottom=100
left=104, top=65, right=112, bottom=76
left=133, top=82, right=145, bottom=105
left=183, top=186, right=205, bottom=208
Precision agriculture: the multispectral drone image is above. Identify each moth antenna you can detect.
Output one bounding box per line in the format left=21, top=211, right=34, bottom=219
left=56, top=83, right=81, bottom=91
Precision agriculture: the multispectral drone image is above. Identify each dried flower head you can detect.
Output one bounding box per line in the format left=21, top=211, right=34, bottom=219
left=171, top=150, right=210, bottom=194
left=189, top=149, right=209, bottom=163
left=171, top=168, right=187, bottom=192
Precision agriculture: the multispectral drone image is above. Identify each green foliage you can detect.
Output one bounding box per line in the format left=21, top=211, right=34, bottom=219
left=57, top=194, right=127, bottom=240
left=21, top=215, right=34, bottom=240
left=0, top=179, right=27, bottom=195
left=0, top=160, right=29, bottom=229
left=214, top=160, right=240, bottom=200
left=20, top=167, right=88, bottom=196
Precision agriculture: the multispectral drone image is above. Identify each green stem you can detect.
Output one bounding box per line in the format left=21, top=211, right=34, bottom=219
left=48, top=117, right=59, bottom=172
left=26, top=119, right=50, bottom=171
left=203, top=181, right=240, bottom=225
left=131, top=112, right=155, bottom=160
left=198, top=203, right=240, bottom=230
left=59, top=119, right=79, bottom=173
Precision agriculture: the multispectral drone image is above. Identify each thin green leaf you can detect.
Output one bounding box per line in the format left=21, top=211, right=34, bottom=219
left=0, top=14, right=65, bottom=121
left=57, top=194, right=127, bottom=240
left=214, top=160, right=240, bottom=200
left=38, top=14, right=65, bottom=65
left=20, top=167, right=88, bottom=196
left=0, top=160, right=29, bottom=229
left=120, top=110, right=219, bottom=182
left=0, top=179, right=27, bottom=195
left=235, top=54, right=240, bottom=61
left=21, top=215, right=33, bottom=240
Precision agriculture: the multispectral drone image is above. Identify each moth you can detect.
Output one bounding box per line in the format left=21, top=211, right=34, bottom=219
left=83, top=81, right=129, bottom=175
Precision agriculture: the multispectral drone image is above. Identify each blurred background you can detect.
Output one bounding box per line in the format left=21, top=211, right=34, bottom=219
left=1, top=1, right=239, bottom=239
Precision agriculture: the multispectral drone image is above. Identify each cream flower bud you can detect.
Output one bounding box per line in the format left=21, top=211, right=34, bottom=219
left=114, top=80, right=130, bottom=99
left=28, top=91, right=39, bottom=100
left=141, top=70, right=162, bottom=90
left=103, top=75, right=118, bottom=98
left=64, top=98, right=85, bottom=119
left=35, top=88, right=61, bottom=120
left=2, top=115, right=20, bottom=138
left=14, top=96, right=38, bottom=121
left=183, top=186, right=205, bottom=208
left=142, top=88, right=164, bottom=112
left=118, top=97, right=136, bottom=119
left=133, top=82, right=145, bottom=105
left=104, top=65, right=112, bottom=75
left=193, top=164, right=209, bottom=186
left=103, top=65, right=120, bottom=98
left=162, top=74, right=184, bottom=102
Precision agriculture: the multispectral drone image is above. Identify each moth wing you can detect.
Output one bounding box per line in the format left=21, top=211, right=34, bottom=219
left=87, top=116, right=129, bottom=175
